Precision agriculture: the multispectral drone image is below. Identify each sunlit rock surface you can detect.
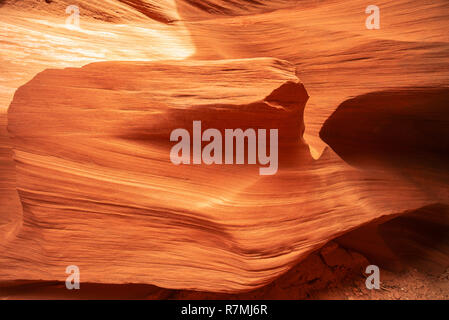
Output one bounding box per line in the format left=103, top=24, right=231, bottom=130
left=0, top=0, right=448, bottom=297
left=1, top=58, right=445, bottom=292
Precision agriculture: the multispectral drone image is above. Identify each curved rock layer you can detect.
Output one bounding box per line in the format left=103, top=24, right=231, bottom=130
left=1, top=0, right=299, bottom=21
left=1, top=0, right=448, bottom=154
left=0, top=0, right=196, bottom=108
left=337, top=204, right=449, bottom=276
left=178, top=0, right=449, bottom=155
left=2, top=203, right=448, bottom=299
left=0, top=0, right=448, bottom=296
left=0, top=112, right=22, bottom=242
left=2, top=58, right=447, bottom=292
left=320, top=88, right=449, bottom=211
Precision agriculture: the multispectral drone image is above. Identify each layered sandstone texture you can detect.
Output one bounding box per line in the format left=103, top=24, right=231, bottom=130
left=0, top=0, right=448, bottom=296
left=2, top=58, right=447, bottom=292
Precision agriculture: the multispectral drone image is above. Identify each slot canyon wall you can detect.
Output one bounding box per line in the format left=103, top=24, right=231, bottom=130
left=0, top=0, right=448, bottom=299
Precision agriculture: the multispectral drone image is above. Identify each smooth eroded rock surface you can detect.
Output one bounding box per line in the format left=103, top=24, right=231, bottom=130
left=2, top=58, right=446, bottom=292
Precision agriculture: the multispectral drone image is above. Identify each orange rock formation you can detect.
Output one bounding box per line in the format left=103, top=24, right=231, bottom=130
left=0, top=0, right=448, bottom=298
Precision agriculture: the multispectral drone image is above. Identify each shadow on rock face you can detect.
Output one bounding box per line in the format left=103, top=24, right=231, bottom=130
left=336, top=204, right=449, bottom=276
left=320, top=87, right=449, bottom=173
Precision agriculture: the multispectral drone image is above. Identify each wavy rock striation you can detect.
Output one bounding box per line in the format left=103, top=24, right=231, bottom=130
left=1, top=58, right=446, bottom=292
